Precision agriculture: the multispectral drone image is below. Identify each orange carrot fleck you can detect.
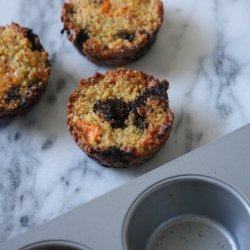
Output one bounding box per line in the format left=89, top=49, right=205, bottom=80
left=113, top=7, right=126, bottom=17
left=140, top=137, right=155, bottom=146
left=75, top=120, right=102, bottom=144
left=101, top=0, right=111, bottom=14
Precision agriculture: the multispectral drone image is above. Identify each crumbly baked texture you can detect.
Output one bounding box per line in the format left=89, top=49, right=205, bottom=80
left=0, top=22, right=51, bottom=118
left=61, top=0, right=164, bottom=66
left=68, top=68, right=174, bottom=168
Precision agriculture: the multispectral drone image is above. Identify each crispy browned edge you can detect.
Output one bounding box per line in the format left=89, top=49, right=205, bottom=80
left=0, top=22, right=51, bottom=119
left=61, top=1, right=164, bottom=66
left=67, top=68, right=174, bottom=168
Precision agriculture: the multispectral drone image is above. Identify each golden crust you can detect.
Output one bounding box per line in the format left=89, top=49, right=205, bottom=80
left=67, top=68, right=174, bottom=168
left=0, top=23, right=51, bottom=118
left=61, top=0, right=164, bottom=66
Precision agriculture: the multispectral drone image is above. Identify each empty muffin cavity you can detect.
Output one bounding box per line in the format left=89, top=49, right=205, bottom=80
left=123, top=176, right=250, bottom=250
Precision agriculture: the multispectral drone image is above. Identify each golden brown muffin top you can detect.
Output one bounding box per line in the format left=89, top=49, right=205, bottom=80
left=68, top=68, right=173, bottom=155
left=62, top=0, right=163, bottom=53
left=0, top=23, right=50, bottom=111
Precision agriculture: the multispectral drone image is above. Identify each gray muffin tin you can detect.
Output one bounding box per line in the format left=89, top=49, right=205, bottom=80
left=1, top=124, right=250, bottom=250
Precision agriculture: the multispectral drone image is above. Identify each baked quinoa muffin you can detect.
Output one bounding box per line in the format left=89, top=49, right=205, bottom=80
left=68, top=68, right=174, bottom=168
left=61, top=0, right=164, bottom=66
left=0, top=23, right=51, bottom=118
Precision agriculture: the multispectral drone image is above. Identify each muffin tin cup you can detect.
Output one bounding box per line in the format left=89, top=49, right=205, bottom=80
left=123, top=175, right=250, bottom=250
left=20, top=240, right=91, bottom=250
left=1, top=125, right=250, bottom=250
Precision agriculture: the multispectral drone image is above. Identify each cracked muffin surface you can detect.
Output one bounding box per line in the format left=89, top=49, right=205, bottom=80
left=61, top=0, right=164, bottom=65
left=0, top=22, right=51, bottom=118
left=68, top=68, right=174, bottom=168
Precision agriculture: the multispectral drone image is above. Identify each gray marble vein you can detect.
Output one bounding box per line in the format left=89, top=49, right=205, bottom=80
left=0, top=0, right=249, bottom=243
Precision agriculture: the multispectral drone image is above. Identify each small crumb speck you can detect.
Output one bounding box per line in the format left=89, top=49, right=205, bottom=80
left=20, top=215, right=29, bottom=227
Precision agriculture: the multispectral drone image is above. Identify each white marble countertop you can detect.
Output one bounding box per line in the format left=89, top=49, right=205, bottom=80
left=0, top=0, right=249, bottom=243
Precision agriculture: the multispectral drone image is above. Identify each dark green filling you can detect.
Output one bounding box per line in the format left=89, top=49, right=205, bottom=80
left=93, top=80, right=169, bottom=129
left=5, top=86, right=21, bottom=103
left=116, top=31, right=135, bottom=42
